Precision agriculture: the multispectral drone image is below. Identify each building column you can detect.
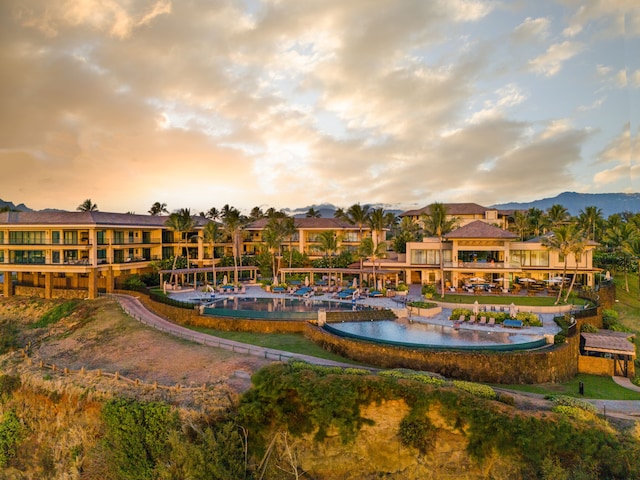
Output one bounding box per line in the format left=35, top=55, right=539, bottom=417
left=3, top=271, right=12, bottom=297
left=106, top=268, right=114, bottom=294
left=44, top=272, right=53, bottom=299
left=88, top=269, right=97, bottom=299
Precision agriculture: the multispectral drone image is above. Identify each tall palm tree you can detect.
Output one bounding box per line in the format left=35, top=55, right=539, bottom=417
left=200, top=207, right=220, bottom=220
left=148, top=202, right=168, bottom=216
left=344, top=203, right=371, bottom=268
left=577, top=206, right=603, bottom=242
left=221, top=206, right=247, bottom=285
left=306, top=207, right=321, bottom=218
left=262, top=218, right=286, bottom=280
left=164, top=208, right=196, bottom=288
left=77, top=199, right=98, bottom=212
left=282, top=216, right=298, bottom=268
left=367, top=207, right=386, bottom=248
left=542, top=225, right=580, bottom=304
left=512, top=210, right=529, bottom=241
left=393, top=216, right=420, bottom=254
left=203, top=221, right=223, bottom=288
left=249, top=206, right=265, bottom=220
left=421, top=203, right=458, bottom=299
left=359, top=237, right=387, bottom=290
left=564, top=232, right=587, bottom=303
left=546, top=204, right=570, bottom=228
left=527, top=207, right=546, bottom=237
left=317, top=230, right=340, bottom=288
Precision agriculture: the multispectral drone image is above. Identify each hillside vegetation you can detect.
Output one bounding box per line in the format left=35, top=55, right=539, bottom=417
left=0, top=295, right=639, bottom=479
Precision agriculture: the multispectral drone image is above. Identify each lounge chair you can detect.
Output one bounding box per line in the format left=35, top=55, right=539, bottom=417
left=479, top=316, right=487, bottom=324
left=458, top=314, right=465, bottom=322
left=468, top=315, right=477, bottom=323
left=488, top=318, right=496, bottom=326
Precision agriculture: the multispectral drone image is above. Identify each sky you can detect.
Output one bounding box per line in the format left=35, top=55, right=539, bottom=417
left=0, top=0, right=638, bottom=215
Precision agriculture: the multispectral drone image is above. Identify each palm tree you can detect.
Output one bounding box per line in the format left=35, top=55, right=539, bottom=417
left=306, top=207, right=321, bottom=218
left=577, top=206, right=603, bottom=242
left=512, top=210, right=529, bottom=241
left=203, top=221, right=223, bottom=288
left=164, top=208, right=196, bottom=288
left=359, top=237, right=387, bottom=290
left=249, top=206, right=265, bottom=220
left=77, top=199, right=98, bottom=212
left=546, top=204, right=570, bottom=228
left=367, top=207, right=386, bottom=248
left=281, top=216, right=298, bottom=268
left=564, top=232, right=587, bottom=303
left=344, top=203, right=371, bottom=267
left=148, top=202, right=168, bottom=216
left=317, top=230, right=340, bottom=288
left=542, top=225, right=580, bottom=304
left=262, top=218, right=286, bottom=280
left=421, top=203, right=458, bottom=299
left=393, top=216, right=420, bottom=254
left=221, top=206, right=247, bottom=285
left=527, top=208, right=546, bottom=237
left=200, top=207, right=220, bottom=220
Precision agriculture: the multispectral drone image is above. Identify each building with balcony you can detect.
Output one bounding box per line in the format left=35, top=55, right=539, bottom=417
left=399, top=202, right=514, bottom=229
left=0, top=211, right=207, bottom=299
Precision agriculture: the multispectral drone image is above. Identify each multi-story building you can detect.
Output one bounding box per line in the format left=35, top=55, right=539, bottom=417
left=399, top=202, right=514, bottom=229
left=0, top=211, right=207, bottom=299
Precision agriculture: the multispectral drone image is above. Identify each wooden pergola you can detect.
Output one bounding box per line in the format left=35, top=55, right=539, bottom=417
left=159, top=266, right=259, bottom=290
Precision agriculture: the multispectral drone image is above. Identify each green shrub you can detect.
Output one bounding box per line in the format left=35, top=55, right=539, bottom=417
left=0, top=409, right=23, bottom=467
left=452, top=380, right=497, bottom=400
left=408, top=301, right=437, bottom=309
left=554, top=333, right=567, bottom=344
left=580, top=323, right=598, bottom=333
left=122, top=275, right=146, bottom=290
left=450, top=308, right=472, bottom=320
left=602, top=309, right=619, bottom=329
left=515, top=312, right=543, bottom=327
left=421, top=284, right=437, bottom=297
left=552, top=405, right=599, bottom=422
left=496, top=393, right=516, bottom=406
left=548, top=395, right=598, bottom=414
left=399, top=415, right=435, bottom=453
left=379, top=369, right=447, bottom=387
left=102, top=399, right=178, bottom=480
left=30, top=301, right=79, bottom=329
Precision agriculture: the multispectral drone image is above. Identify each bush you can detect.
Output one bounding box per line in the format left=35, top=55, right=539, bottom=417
left=399, top=415, right=435, bottom=453
left=580, top=323, right=598, bottom=333
left=379, top=369, right=447, bottom=387
left=602, top=309, right=619, bottom=329
left=421, top=284, right=437, bottom=297
left=0, top=375, right=21, bottom=400
left=554, top=333, right=567, bottom=344
left=548, top=395, right=598, bottom=414
left=408, top=301, right=437, bottom=309
left=450, top=308, right=472, bottom=320
left=0, top=323, right=19, bottom=355
left=452, top=380, right=497, bottom=400
left=0, top=409, right=23, bottom=467
left=122, top=274, right=147, bottom=290
left=496, top=392, right=516, bottom=406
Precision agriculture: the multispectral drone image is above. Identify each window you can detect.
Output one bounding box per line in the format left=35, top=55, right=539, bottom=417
left=162, top=231, right=174, bottom=243
left=142, top=232, right=151, bottom=244
left=9, top=231, right=45, bottom=244
left=410, top=249, right=440, bottom=265
left=512, top=250, right=549, bottom=267
left=113, top=231, right=124, bottom=244
left=97, top=231, right=106, bottom=245
left=10, top=250, right=45, bottom=264
left=52, top=231, right=60, bottom=244
left=0, top=232, right=3, bottom=244
left=162, top=246, right=174, bottom=260
left=64, top=250, right=78, bottom=263
left=98, top=249, right=107, bottom=263
left=52, top=251, right=60, bottom=263
left=63, top=231, right=78, bottom=245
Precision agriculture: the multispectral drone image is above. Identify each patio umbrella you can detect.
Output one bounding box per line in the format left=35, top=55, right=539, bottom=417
left=377, top=279, right=382, bottom=290
left=305, top=276, right=309, bottom=287
left=605, top=271, right=611, bottom=280
left=494, top=277, right=505, bottom=282
left=469, top=277, right=485, bottom=283
left=473, top=301, right=479, bottom=315
left=509, top=303, right=517, bottom=318
left=223, top=275, right=228, bottom=285
left=518, top=277, right=536, bottom=283
left=352, top=277, right=358, bottom=288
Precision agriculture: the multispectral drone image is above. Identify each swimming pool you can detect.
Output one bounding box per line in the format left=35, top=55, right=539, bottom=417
left=325, top=319, right=547, bottom=351
left=202, top=296, right=372, bottom=320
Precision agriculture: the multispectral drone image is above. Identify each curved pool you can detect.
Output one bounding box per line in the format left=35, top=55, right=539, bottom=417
left=324, top=320, right=547, bottom=351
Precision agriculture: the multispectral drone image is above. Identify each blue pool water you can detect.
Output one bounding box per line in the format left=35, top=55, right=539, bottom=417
left=326, top=320, right=546, bottom=351
left=202, top=296, right=369, bottom=312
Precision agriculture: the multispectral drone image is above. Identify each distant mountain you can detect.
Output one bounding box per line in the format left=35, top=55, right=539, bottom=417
left=0, top=199, right=32, bottom=212
left=492, top=192, right=640, bottom=218
left=284, top=203, right=404, bottom=218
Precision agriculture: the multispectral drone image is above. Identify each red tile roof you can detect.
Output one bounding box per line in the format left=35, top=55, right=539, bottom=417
left=247, top=217, right=357, bottom=229
left=0, top=211, right=208, bottom=227
left=444, top=220, right=519, bottom=239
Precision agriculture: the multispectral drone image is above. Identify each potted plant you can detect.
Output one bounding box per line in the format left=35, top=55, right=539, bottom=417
left=396, top=283, right=409, bottom=296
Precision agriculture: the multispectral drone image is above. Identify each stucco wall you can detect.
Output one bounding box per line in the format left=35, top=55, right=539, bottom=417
left=578, top=355, right=614, bottom=377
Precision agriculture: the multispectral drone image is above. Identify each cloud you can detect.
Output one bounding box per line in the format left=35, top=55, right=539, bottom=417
left=559, top=0, right=640, bottom=38
left=593, top=124, right=638, bottom=187
left=512, top=17, right=551, bottom=43
left=528, top=41, right=583, bottom=77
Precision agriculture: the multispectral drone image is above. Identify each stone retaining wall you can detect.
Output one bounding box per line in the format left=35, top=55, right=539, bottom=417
left=15, top=285, right=88, bottom=300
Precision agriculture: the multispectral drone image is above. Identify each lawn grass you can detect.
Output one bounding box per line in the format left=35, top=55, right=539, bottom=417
left=497, top=373, right=640, bottom=400
left=187, top=325, right=363, bottom=364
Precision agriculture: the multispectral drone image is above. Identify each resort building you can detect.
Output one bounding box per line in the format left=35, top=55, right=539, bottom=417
left=373, top=220, right=600, bottom=290
left=0, top=211, right=208, bottom=299
left=399, top=202, right=514, bottom=229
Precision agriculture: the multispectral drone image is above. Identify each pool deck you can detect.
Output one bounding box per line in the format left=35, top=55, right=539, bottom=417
left=168, top=285, right=560, bottom=337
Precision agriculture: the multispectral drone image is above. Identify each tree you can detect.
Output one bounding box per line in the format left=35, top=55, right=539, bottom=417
left=421, top=203, right=458, bottom=299
left=77, top=199, right=98, bottom=212
left=306, top=207, right=321, bottom=218
left=164, top=209, right=196, bottom=288
left=527, top=207, right=546, bottom=237
left=317, top=230, right=340, bottom=287
left=623, top=236, right=640, bottom=300
left=281, top=216, right=298, bottom=268
left=148, top=202, right=168, bottom=216
left=542, top=225, right=580, bottom=304
left=512, top=210, right=529, bottom=241
left=393, top=216, right=421, bottom=254
left=564, top=232, right=587, bottom=303
left=221, top=206, right=248, bottom=285
left=604, top=222, right=637, bottom=292
left=249, top=206, right=265, bottom=220
left=203, top=221, right=223, bottom=288
left=367, top=207, right=386, bottom=247
left=262, top=218, right=286, bottom=280
left=546, top=204, right=570, bottom=228
left=344, top=203, right=371, bottom=268
left=577, top=206, right=603, bottom=242
left=359, top=237, right=387, bottom=290
left=200, top=207, right=220, bottom=220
